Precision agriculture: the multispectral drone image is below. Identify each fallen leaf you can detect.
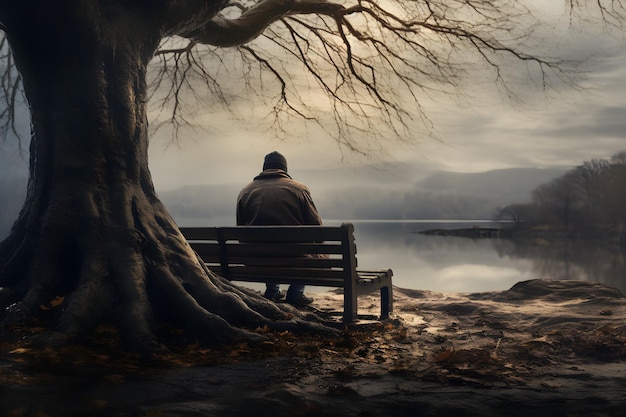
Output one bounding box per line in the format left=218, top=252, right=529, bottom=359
left=141, top=410, right=163, bottom=417
left=105, top=374, right=125, bottom=384
left=94, top=400, right=108, bottom=408
left=541, top=381, right=561, bottom=389
left=9, top=406, right=28, bottom=417
left=49, top=296, right=65, bottom=307
left=435, top=349, right=453, bottom=362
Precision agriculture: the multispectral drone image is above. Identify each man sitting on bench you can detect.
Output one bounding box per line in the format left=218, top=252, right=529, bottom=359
left=236, top=151, right=323, bottom=306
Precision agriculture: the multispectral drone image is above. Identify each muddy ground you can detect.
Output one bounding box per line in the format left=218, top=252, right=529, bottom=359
left=1, top=279, right=626, bottom=417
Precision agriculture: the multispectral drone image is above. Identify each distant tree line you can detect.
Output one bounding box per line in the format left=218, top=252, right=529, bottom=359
left=497, top=152, right=626, bottom=243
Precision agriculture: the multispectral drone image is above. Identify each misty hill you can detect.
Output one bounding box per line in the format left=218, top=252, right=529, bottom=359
left=415, top=168, right=567, bottom=204
left=294, top=161, right=436, bottom=191
left=0, top=166, right=567, bottom=236
left=158, top=183, right=240, bottom=223
left=155, top=166, right=566, bottom=222
left=396, top=167, right=567, bottom=220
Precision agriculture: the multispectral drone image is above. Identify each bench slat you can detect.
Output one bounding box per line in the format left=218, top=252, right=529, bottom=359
left=180, top=227, right=220, bottom=240
left=181, top=225, right=350, bottom=242
left=205, top=264, right=344, bottom=286
left=205, top=264, right=390, bottom=281
left=221, top=257, right=346, bottom=269
left=228, top=276, right=344, bottom=286
left=190, top=243, right=345, bottom=258
left=208, top=266, right=391, bottom=289
left=225, top=265, right=346, bottom=279
left=229, top=275, right=343, bottom=286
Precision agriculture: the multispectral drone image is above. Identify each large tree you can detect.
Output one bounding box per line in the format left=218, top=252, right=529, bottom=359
left=0, top=0, right=620, bottom=351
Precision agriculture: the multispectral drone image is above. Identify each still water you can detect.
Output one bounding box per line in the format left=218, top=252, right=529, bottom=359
left=176, top=218, right=626, bottom=295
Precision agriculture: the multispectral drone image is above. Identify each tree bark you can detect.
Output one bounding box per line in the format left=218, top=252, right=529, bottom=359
left=0, top=1, right=323, bottom=351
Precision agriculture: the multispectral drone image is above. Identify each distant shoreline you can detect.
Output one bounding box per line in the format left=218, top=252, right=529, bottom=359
left=419, top=226, right=508, bottom=239
left=420, top=226, right=626, bottom=246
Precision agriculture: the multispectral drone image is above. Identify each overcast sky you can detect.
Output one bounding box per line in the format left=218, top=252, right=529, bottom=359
left=2, top=4, right=626, bottom=192
left=144, top=4, right=626, bottom=191
left=143, top=47, right=626, bottom=190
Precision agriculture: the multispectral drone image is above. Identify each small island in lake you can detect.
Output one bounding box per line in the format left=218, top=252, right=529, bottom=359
left=420, top=225, right=509, bottom=239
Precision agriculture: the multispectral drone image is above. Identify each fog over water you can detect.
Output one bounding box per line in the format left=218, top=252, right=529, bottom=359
left=345, top=221, right=626, bottom=295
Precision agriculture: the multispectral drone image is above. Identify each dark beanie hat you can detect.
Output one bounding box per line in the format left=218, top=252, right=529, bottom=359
left=263, top=151, right=288, bottom=172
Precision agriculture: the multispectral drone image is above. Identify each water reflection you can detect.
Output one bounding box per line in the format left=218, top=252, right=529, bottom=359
left=343, top=221, right=626, bottom=294
left=492, top=238, right=626, bottom=294
left=175, top=218, right=626, bottom=294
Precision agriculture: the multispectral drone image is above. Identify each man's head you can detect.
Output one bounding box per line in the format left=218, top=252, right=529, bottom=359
left=263, top=151, right=288, bottom=172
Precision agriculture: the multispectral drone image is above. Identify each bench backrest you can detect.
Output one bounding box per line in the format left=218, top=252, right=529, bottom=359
left=180, top=223, right=358, bottom=287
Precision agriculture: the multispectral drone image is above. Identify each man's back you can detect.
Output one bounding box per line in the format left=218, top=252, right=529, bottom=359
left=237, top=169, right=322, bottom=226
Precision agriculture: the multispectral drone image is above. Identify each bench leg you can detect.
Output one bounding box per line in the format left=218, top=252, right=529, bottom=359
left=380, top=285, right=393, bottom=319
left=343, top=290, right=358, bottom=323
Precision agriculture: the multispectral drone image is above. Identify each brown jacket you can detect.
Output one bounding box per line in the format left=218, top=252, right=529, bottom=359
left=236, top=169, right=322, bottom=226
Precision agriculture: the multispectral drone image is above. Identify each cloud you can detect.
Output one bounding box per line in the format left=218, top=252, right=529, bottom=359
left=402, top=41, right=626, bottom=173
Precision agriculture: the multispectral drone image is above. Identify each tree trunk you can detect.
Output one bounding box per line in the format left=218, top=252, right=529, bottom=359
left=0, top=2, right=320, bottom=351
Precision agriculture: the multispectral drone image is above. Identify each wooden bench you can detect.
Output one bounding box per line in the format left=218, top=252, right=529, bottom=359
left=180, top=222, right=393, bottom=323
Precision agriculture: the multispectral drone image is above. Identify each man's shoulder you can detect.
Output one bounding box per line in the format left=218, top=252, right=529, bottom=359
left=254, top=169, right=292, bottom=181
left=277, top=176, right=310, bottom=190
left=246, top=170, right=311, bottom=193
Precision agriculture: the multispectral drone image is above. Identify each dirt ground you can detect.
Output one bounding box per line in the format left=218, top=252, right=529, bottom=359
left=1, top=279, right=626, bottom=417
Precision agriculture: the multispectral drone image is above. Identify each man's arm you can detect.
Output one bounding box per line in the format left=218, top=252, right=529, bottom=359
left=301, top=189, right=323, bottom=225
left=236, top=196, right=246, bottom=225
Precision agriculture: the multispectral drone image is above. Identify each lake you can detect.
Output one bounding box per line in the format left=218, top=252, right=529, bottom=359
left=176, top=218, right=626, bottom=295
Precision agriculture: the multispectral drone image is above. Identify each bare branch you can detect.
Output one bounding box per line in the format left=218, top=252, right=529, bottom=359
left=567, top=0, right=626, bottom=29
left=147, top=37, right=234, bottom=141
left=4, top=0, right=620, bottom=154
left=0, top=33, right=25, bottom=144
left=176, top=0, right=349, bottom=47
left=186, top=0, right=572, bottom=149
